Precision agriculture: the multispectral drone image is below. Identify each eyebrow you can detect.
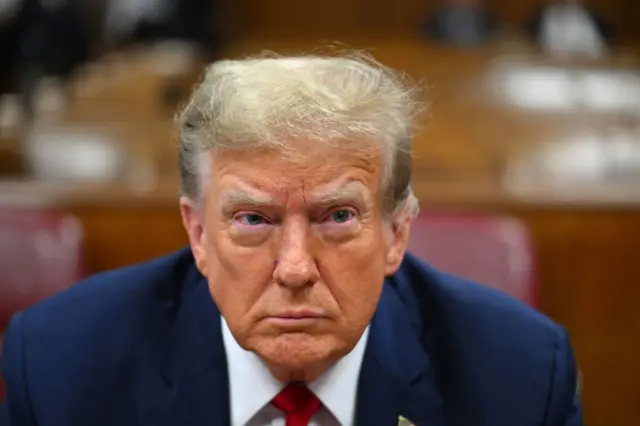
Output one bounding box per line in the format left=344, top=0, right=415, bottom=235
left=309, top=181, right=369, bottom=207
left=218, top=180, right=370, bottom=210
left=219, top=189, right=274, bottom=209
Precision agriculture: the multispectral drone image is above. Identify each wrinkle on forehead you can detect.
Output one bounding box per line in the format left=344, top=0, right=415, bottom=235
left=210, top=137, right=381, bottom=168
left=207, top=142, right=383, bottom=200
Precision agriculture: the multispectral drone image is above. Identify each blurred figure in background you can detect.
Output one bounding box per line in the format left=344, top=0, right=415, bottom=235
left=103, top=0, right=173, bottom=46
left=422, top=0, right=499, bottom=47
left=0, top=0, right=90, bottom=122
left=0, top=0, right=220, bottom=127
left=104, top=0, right=221, bottom=57
left=103, top=0, right=221, bottom=112
left=528, top=0, right=614, bottom=58
left=0, top=0, right=24, bottom=97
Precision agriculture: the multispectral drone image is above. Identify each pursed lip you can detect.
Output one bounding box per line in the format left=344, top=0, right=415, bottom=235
left=267, top=308, right=327, bottom=319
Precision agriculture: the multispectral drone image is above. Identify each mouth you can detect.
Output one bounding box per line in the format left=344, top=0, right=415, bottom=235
left=273, top=308, right=326, bottom=319
left=264, top=309, right=328, bottom=328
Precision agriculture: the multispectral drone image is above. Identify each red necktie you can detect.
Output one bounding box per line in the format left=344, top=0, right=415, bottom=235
left=272, top=383, right=321, bottom=426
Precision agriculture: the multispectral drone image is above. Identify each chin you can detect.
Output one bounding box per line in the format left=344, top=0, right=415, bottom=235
left=251, top=333, right=346, bottom=375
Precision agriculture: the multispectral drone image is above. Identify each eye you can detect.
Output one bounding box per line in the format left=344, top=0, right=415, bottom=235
left=327, top=209, right=355, bottom=224
left=235, top=213, right=269, bottom=226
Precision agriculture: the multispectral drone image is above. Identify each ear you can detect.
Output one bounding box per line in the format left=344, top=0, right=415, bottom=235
left=383, top=210, right=413, bottom=276
left=179, top=196, right=208, bottom=276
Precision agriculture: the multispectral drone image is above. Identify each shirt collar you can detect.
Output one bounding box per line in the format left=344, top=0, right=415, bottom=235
left=309, top=326, right=369, bottom=425
left=222, top=317, right=369, bottom=426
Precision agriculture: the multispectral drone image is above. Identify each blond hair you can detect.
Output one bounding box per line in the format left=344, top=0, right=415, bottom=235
left=177, top=51, right=422, bottom=218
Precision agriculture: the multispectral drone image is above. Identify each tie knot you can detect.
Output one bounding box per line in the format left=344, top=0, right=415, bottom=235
left=272, top=383, right=321, bottom=422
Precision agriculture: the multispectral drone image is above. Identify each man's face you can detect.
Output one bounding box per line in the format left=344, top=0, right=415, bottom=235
left=181, top=141, right=410, bottom=378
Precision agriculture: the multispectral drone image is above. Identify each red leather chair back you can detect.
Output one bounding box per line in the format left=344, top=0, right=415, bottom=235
left=0, top=209, right=83, bottom=400
left=408, top=213, right=537, bottom=306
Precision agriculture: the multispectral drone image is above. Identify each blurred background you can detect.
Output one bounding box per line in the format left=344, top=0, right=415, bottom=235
left=0, top=0, right=639, bottom=425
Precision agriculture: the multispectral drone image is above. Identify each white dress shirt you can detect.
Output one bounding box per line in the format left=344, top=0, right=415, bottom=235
left=222, top=318, right=370, bottom=426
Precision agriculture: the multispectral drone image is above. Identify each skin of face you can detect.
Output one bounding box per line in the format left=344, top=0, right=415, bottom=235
left=180, top=140, right=412, bottom=382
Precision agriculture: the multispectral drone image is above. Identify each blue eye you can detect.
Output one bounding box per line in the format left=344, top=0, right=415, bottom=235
left=237, top=214, right=267, bottom=226
left=329, top=210, right=354, bottom=224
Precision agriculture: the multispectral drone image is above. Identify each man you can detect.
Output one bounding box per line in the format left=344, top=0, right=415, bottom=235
left=1, top=52, right=582, bottom=425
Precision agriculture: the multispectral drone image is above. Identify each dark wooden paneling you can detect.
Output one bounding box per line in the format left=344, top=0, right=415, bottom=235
left=72, top=205, right=187, bottom=273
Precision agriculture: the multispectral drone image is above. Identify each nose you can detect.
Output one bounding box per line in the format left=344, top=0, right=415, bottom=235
left=273, top=219, right=319, bottom=288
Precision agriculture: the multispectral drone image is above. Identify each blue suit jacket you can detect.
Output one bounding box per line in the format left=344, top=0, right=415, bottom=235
left=0, top=401, right=7, bottom=426
left=1, top=248, right=582, bottom=425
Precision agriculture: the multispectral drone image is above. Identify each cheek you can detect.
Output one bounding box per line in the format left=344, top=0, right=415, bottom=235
left=203, top=226, right=275, bottom=324
left=320, top=229, right=388, bottom=321
left=325, top=263, right=384, bottom=337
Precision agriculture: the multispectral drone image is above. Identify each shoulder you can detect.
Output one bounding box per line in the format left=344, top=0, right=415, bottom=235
left=16, top=247, right=196, bottom=339
left=391, top=253, right=579, bottom=421
left=1, top=248, right=200, bottom=422
left=3, top=248, right=198, bottom=383
left=391, top=252, right=569, bottom=367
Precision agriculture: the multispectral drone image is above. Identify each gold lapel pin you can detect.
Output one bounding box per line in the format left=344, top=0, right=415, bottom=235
left=398, top=415, right=416, bottom=426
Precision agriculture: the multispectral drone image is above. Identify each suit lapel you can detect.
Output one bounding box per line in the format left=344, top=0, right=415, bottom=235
left=356, top=282, right=445, bottom=426
left=134, top=272, right=230, bottom=426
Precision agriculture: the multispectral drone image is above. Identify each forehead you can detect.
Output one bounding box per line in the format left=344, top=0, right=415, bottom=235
left=206, top=142, right=383, bottom=198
